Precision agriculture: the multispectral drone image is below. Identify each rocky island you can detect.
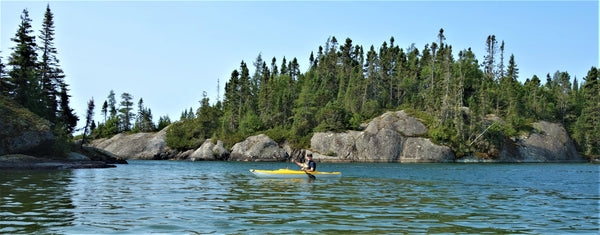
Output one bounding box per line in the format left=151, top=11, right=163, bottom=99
left=89, top=110, right=586, bottom=163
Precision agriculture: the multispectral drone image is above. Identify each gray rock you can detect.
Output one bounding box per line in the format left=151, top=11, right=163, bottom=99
left=401, top=137, right=454, bottom=163
left=229, top=134, right=285, bottom=161
left=0, top=97, right=55, bottom=156
left=89, top=128, right=167, bottom=159
left=0, top=154, right=116, bottom=169
left=189, top=139, right=229, bottom=161
left=364, top=110, right=428, bottom=136
left=311, top=110, right=449, bottom=163
left=67, top=152, right=91, bottom=161
left=501, top=121, right=584, bottom=163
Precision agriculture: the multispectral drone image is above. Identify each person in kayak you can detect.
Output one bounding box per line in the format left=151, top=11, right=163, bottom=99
left=292, top=153, right=316, bottom=172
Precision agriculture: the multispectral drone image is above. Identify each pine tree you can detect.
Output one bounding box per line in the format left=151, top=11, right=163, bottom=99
left=82, top=98, right=95, bottom=146
left=0, top=55, right=8, bottom=95
left=101, top=100, right=108, bottom=123
left=8, top=9, right=43, bottom=115
left=57, top=82, right=78, bottom=133
left=119, top=92, right=134, bottom=131
left=107, top=90, right=117, bottom=118
left=157, top=115, right=171, bottom=131
left=578, top=67, right=599, bottom=155
left=38, top=4, right=64, bottom=122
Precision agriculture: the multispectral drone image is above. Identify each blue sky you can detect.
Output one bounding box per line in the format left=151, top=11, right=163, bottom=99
left=1, top=0, right=598, bottom=130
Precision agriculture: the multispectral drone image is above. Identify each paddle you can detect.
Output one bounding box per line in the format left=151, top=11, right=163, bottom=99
left=286, top=152, right=316, bottom=180
left=304, top=170, right=316, bottom=180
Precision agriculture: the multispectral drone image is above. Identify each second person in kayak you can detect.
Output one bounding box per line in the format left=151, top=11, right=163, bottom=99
left=292, top=153, right=316, bottom=172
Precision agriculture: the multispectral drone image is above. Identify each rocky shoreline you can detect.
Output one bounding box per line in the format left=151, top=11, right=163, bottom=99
left=0, top=155, right=116, bottom=170
left=2, top=92, right=587, bottom=166
left=0, top=146, right=128, bottom=170
left=89, top=110, right=588, bottom=164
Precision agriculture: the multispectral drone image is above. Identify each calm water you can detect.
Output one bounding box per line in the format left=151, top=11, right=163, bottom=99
left=1, top=161, right=598, bottom=234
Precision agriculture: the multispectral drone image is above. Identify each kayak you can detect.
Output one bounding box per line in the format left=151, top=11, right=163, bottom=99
left=250, top=169, right=342, bottom=178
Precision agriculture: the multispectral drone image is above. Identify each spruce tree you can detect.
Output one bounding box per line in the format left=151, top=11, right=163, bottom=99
left=0, top=55, right=8, bottom=96
left=38, top=4, right=64, bottom=122
left=579, top=67, right=599, bottom=155
left=8, top=9, right=42, bottom=115
left=107, top=90, right=117, bottom=118
left=101, top=100, right=108, bottom=123
left=119, top=92, right=134, bottom=131
left=57, top=82, right=78, bottom=133
left=82, top=98, right=95, bottom=146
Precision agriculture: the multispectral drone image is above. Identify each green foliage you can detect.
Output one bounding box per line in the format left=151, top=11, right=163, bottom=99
left=165, top=120, right=203, bottom=150
left=264, top=126, right=290, bottom=144
left=52, top=123, right=72, bottom=158
left=349, top=113, right=364, bottom=130
left=157, top=115, right=171, bottom=131
left=314, top=101, right=348, bottom=132
left=159, top=32, right=595, bottom=157
left=6, top=6, right=593, bottom=158
left=94, top=116, right=119, bottom=138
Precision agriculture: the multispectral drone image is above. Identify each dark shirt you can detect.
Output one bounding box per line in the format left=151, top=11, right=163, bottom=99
left=308, top=160, right=316, bottom=171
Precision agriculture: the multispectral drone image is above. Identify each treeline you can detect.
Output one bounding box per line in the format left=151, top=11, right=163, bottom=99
left=168, top=29, right=599, bottom=158
left=87, top=90, right=172, bottom=139
left=0, top=6, right=78, bottom=156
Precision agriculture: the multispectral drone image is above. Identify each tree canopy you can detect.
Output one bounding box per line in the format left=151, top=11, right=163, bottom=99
left=166, top=31, right=598, bottom=158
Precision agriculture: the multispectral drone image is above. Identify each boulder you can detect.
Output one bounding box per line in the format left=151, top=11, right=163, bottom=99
left=229, top=134, right=286, bottom=161
left=0, top=96, right=55, bottom=156
left=67, top=152, right=91, bottom=161
left=401, top=137, right=454, bottom=163
left=311, top=110, right=451, bottom=163
left=501, top=121, right=584, bottom=163
left=89, top=127, right=167, bottom=159
left=189, top=139, right=229, bottom=161
left=364, top=110, right=428, bottom=136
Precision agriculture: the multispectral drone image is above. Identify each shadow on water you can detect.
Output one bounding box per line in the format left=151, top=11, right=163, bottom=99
left=0, top=170, right=75, bottom=234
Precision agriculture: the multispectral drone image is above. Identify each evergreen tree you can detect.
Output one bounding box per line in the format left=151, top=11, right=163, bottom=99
left=38, top=4, right=64, bottom=121
left=119, top=92, right=134, bottom=131
left=576, top=67, right=600, bottom=155
left=82, top=98, right=95, bottom=146
left=157, top=115, right=171, bottom=131
left=107, top=90, right=117, bottom=117
left=57, top=82, right=78, bottom=133
left=134, top=98, right=154, bottom=132
left=8, top=9, right=43, bottom=115
left=101, top=100, right=108, bottom=123
left=0, top=55, right=9, bottom=96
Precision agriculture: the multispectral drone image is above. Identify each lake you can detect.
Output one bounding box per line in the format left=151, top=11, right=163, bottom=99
left=1, top=161, right=598, bottom=233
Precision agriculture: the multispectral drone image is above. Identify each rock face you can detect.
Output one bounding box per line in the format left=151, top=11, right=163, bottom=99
left=229, top=134, right=286, bottom=161
left=401, top=137, right=455, bottom=163
left=189, top=139, right=229, bottom=161
left=0, top=96, right=55, bottom=156
left=500, top=121, right=584, bottom=163
left=89, top=128, right=167, bottom=159
left=86, top=109, right=584, bottom=163
left=311, top=110, right=453, bottom=163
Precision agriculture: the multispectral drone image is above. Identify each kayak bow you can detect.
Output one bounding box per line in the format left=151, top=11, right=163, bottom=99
left=250, top=169, right=341, bottom=178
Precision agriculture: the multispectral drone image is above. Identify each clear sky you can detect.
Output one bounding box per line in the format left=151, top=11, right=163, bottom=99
left=1, top=0, right=598, bottom=131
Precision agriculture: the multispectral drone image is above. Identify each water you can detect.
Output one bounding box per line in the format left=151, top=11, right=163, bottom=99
left=1, top=161, right=598, bottom=234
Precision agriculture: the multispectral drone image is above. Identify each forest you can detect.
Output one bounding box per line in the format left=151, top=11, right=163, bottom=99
left=158, top=30, right=599, bottom=158
left=2, top=7, right=598, bottom=159
left=1, top=7, right=78, bottom=156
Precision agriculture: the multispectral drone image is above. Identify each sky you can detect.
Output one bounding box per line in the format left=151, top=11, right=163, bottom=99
left=1, top=0, right=598, bottom=131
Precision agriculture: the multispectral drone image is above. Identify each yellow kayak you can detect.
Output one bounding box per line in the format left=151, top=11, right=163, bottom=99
left=250, top=169, right=342, bottom=178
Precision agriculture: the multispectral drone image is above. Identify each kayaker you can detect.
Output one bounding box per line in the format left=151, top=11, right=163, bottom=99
left=292, top=153, right=316, bottom=172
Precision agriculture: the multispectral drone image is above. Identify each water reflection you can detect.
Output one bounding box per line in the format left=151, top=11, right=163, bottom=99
left=0, top=161, right=597, bottom=234
left=0, top=170, right=75, bottom=234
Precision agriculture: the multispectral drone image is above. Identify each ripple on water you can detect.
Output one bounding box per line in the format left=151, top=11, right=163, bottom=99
left=1, top=161, right=598, bottom=234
